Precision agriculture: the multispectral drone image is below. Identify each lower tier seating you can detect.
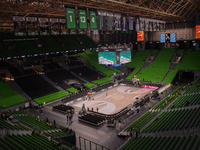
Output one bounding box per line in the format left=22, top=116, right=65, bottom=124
left=124, top=110, right=159, bottom=131
left=143, top=107, right=200, bottom=133
left=0, top=81, right=26, bottom=108
left=121, top=135, right=200, bottom=150
left=13, top=111, right=57, bottom=131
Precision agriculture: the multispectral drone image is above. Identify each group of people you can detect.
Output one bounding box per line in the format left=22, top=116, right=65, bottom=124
left=0, top=111, right=13, bottom=121
left=129, top=126, right=140, bottom=139
left=87, top=107, right=98, bottom=112
left=66, top=109, right=74, bottom=123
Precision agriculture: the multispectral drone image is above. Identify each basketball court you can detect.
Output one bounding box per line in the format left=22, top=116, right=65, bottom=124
left=73, top=85, right=154, bottom=114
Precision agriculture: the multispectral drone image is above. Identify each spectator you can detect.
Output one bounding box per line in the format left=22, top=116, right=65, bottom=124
left=156, top=115, right=159, bottom=120
left=46, top=117, right=49, bottom=122
left=91, top=107, right=93, bottom=111
left=119, top=120, right=121, bottom=128
left=96, top=107, right=98, bottom=112
left=130, top=131, right=133, bottom=139
left=40, top=108, right=43, bottom=115
left=48, top=135, right=52, bottom=141
left=58, top=140, right=63, bottom=149
left=66, top=114, right=69, bottom=122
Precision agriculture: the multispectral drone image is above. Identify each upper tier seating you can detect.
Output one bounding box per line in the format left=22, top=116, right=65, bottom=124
left=137, top=67, right=169, bottom=83
left=125, top=50, right=151, bottom=67
left=7, top=67, right=24, bottom=77
left=148, top=48, right=176, bottom=68
left=176, top=50, right=200, bottom=71
left=78, top=34, right=96, bottom=48
left=15, top=74, right=58, bottom=99
left=0, top=81, right=26, bottom=108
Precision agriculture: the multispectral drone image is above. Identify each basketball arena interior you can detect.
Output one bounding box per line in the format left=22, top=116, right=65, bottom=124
left=0, top=0, right=200, bottom=150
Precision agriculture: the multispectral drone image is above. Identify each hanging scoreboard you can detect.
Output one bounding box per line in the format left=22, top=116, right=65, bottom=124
left=78, top=8, right=87, bottom=29
left=107, top=12, right=114, bottom=30
left=89, top=10, right=98, bottom=29
left=65, top=7, right=76, bottom=29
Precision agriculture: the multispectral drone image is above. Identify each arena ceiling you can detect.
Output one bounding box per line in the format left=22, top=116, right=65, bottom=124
left=0, top=0, right=200, bottom=29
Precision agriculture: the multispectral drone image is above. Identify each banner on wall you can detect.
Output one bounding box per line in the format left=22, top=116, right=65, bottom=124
left=50, top=18, right=59, bottom=35
left=149, top=20, right=153, bottom=31
left=98, top=10, right=107, bottom=30
left=121, top=14, right=127, bottom=31
left=139, top=17, right=144, bottom=31
left=78, top=8, right=87, bottom=29
left=89, top=10, right=98, bottom=29
left=13, top=16, right=26, bottom=36
left=142, top=85, right=159, bottom=90
left=135, top=16, right=140, bottom=31
left=65, top=7, right=76, bottom=29
left=137, top=31, right=144, bottom=41
left=129, top=16, right=134, bottom=31
left=114, top=13, right=121, bottom=30
left=26, top=17, right=38, bottom=36
left=153, top=21, right=157, bottom=31
left=145, top=18, right=149, bottom=31
left=60, top=19, right=67, bottom=35
left=160, top=23, right=164, bottom=31
left=107, top=12, right=114, bottom=30
left=157, top=21, right=160, bottom=31
left=39, top=18, right=49, bottom=35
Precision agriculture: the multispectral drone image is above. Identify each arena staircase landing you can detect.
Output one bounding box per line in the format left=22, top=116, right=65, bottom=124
left=6, top=80, right=29, bottom=100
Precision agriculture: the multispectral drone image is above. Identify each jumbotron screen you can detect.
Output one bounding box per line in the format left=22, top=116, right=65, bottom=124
left=120, top=51, right=131, bottom=64
left=98, top=52, right=117, bottom=64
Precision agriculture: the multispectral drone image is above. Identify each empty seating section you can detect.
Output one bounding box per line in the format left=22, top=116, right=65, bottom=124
left=137, top=67, right=169, bottom=82
left=13, top=111, right=57, bottom=130
left=7, top=67, right=24, bottom=77
left=62, top=35, right=86, bottom=50
left=176, top=50, right=200, bottom=71
left=78, top=34, right=96, bottom=48
left=23, top=69, right=36, bottom=75
left=0, top=118, right=28, bottom=131
left=71, top=66, right=105, bottom=82
left=168, top=94, right=200, bottom=109
left=53, top=104, right=74, bottom=113
left=0, top=81, right=26, bottom=108
left=143, top=108, right=200, bottom=133
left=152, top=86, right=183, bottom=110
left=124, top=110, right=158, bottom=131
left=176, top=49, right=185, bottom=54
left=126, top=67, right=141, bottom=80
left=85, top=50, right=98, bottom=61
left=78, top=53, right=116, bottom=76
left=148, top=48, right=176, bottom=68
left=44, top=130, right=71, bottom=138
left=92, top=77, right=113, bottom=85
left=83, top=82, right=95, bottom=88
left=151, top=49, right=159, bottom=54
left=66, top=87, right=79, bottom=93
left=125, top=50, right=151, bottom=67
left=121, top=135, right=200, bottom=150
left=15, top=74, right=58, bottom=99
left=40, top=35, right=59, bottom=47
left=34, top=91, right=67, bottom=104
left=184, top=84, right=200, bottom=94
left=164, top=69, right=178, bottom=83
left=5, top=134, right=69, bottom=150
left=16, top=40, right=46, bottom=55
left=78, top=114, right=105, bottom=126
left=43, top=62, right=62, bottom=71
